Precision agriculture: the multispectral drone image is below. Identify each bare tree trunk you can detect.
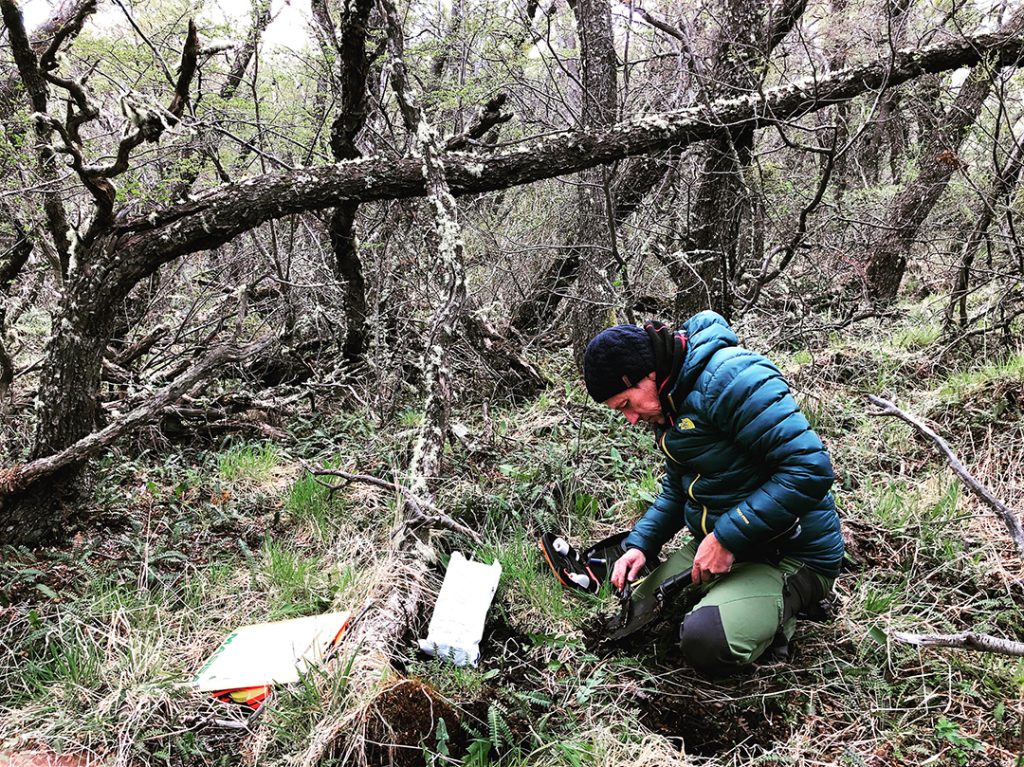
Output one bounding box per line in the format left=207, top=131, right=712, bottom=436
left=311, top=0, right=376, bottom=364
left=567, top=0, right=619, bottom=366
left=859, top=0, right=912, bottom=184
left=0, top=214, right=31, bottom=406
left=673, top=0, right=785, bottom=320
left=864, top=67, right=1004, bottom=303
left=826, top=0, right=850, bottom=203
left=863, top=7, right=1024, bottom=304
left=0, top=270, right=117, bottom=541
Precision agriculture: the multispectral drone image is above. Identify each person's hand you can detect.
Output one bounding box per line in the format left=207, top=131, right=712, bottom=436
left=691, top=533, right=735, bottom=585
left=611, top=548, right=646, bottom=591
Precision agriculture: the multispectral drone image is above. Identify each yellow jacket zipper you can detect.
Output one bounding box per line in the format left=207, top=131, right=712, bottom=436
left=687, top=473, right=710, bottom=536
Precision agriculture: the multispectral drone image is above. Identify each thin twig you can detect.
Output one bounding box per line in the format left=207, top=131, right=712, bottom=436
left=867, top=394, right=1024, bottom=557
left=299, top=462, right=482, bottom=543
left=111, top=0, right=176, bottom=88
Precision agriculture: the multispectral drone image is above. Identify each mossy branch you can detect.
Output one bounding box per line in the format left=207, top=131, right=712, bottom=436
left=378, top=0, right=467, bottom=502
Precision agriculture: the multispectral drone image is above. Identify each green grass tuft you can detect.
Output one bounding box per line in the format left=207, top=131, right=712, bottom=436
left=259, top=538, right=352, bottom=620
left=217, top=442, right=282, bottom=482
left=937, top=350, right=1024, bottom=401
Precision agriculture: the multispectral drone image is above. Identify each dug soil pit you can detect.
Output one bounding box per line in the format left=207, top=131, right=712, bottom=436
left=633, top=688, right=793, bottom=756
left=364, top=680, right=461, bottom=766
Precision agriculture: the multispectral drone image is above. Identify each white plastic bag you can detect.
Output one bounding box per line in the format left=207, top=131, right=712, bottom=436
left=418, top=552, right=502, bottom=666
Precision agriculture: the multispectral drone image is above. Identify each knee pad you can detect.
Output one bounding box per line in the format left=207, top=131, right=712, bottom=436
left=678, top=605, right=735, bottom=676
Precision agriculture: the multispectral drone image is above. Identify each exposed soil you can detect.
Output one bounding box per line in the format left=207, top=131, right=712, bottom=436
left=841, top=518, right=902, bottom=572
left=632, top=686, right=795, bottom=756
left=364, top=680, right=461, bottom=767
left=476, top=612, right=535, bottom=689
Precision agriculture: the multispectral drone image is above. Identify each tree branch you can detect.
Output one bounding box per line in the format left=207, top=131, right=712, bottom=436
left=85, top=20, right=199, bottom=181
left=866, top=394, right=1024, bottom=557
left=765, top=0, right=808, bottom=52
left=110, top=29, right=1024, bottom=285
left=38, top=0, right=98, bottom=73
left=301, top=464, right=482, bottom=543
left=892, top=630, right=1024, bottom=657
left=0, top=0, right=73, bottom=269
left=0, top=341, right=268, bottom=496
left=630, top=5, right=686, bottom=42
left=445, top=93, right=513, bottom=151
left=109, top=0, right=175, bottom=88
left=169, top=2, right=273, bottom=200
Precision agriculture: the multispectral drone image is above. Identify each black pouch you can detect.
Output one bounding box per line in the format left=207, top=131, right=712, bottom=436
left=538, top=531, right=656, bottom=596
left=580, top=531, right=642, bottom=584
left=538, top=532, right=601, bottom=594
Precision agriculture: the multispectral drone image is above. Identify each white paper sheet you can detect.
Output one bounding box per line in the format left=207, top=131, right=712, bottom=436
left=418, top=552, right=502, bottom=666
left=192, top=611, right=351, bottom=691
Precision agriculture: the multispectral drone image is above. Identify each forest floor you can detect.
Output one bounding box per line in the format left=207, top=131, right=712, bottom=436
left=2, top=298, right=1023, bottom=766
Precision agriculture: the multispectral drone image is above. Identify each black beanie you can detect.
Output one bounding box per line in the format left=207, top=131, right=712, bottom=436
left=583, top=325, right=655, bottom=403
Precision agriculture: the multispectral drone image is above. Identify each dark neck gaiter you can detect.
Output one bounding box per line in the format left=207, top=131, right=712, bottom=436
left=644, top=320, right=686, bottom=425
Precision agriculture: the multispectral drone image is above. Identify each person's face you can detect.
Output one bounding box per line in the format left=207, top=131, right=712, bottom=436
left=603, top=372, right=665, bottom=426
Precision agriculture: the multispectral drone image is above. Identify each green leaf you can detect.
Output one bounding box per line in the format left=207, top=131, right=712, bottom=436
left=434, top=717, right=450, bottom=757
left=488, top=703, right=502, bottom=750
left=35, top=583, right=58, bottom=600
left=868, top=626, right=887, bottom=645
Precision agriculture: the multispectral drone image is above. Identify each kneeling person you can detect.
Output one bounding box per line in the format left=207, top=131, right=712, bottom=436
left=584, top=312, right=843, bottom=674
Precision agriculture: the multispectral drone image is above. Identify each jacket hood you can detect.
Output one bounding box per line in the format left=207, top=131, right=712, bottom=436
left=669, top=311, right=738, bottom=402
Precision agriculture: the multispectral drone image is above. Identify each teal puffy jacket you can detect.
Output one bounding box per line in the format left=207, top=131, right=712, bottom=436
left=622, top=312, right=844, bottom=577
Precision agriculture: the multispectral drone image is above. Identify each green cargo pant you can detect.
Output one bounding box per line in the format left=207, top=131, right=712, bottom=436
left=628, top=538, right=834, bottom=675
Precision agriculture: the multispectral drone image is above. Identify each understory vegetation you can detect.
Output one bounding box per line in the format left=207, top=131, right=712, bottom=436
left=3, top=0, right=1024, bottom=762
left=2, top=301, right=1022, bottom=766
